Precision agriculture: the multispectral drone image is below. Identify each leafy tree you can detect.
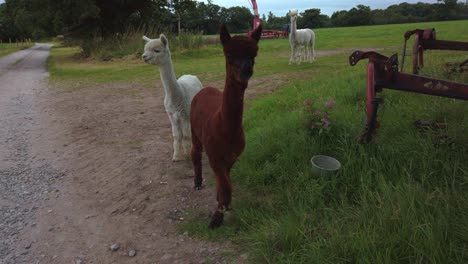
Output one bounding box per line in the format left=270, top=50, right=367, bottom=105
left=0, top=3, right=18, bottom=40
left=196, top=0, right=221, bottom=34
left=265, top=11, right=288, bottom=31
left=298, top=8, right=329, bottom=29
left=1, top=0, right=467, bottom=42
left=331, top=5, right=372, bottom=27
left=347, top=5, right=373, bottom=26
left=219, top=6, right=252, bottom=33
left=331, top=10, right=348, bottom=27
left=169, top=0, right=198, bottom=33
left=436, top=0, right=461, bottom=20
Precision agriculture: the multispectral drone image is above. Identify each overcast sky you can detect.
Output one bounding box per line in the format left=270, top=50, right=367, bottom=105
left=198, top=0, right=441, bottom=16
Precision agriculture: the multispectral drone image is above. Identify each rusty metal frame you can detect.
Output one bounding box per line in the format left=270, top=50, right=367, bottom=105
left=349, top=50, right=468, bottom=143
left=400, top=28, right=468, bottom=74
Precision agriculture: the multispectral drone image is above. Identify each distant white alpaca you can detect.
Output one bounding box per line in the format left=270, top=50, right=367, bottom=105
left=142, top=34, right=203, bottom=161
left=289, top=10, right=315, bottom=64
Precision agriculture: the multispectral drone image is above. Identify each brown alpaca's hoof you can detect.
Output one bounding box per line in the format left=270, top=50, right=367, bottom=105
left=208, top=211, right=224, bottom=229
left=194, top=177, right=203, bottom=190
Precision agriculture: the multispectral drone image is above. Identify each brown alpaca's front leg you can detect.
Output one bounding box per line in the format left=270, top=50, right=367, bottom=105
left=191, top=137, right=203, bottom=190
left=209, top=166, right=232, bottom=229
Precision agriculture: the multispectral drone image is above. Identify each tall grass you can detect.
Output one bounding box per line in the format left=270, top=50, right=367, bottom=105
left=76, top=28, right=205, bottom=61
left=0, top=41, right=34, bottom=57
left=235, top=66, right=466, bottom=263
left=182, top=53, right=467, bottom=262
left=178, top=21, right=468, bottom=263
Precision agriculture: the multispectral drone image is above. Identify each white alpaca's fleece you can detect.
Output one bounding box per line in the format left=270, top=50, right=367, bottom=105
left=142, top=34, right=203, bottom=161
left=289, top=10, right=315, bottom=64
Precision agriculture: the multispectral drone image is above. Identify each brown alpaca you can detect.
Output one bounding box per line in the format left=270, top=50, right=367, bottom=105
left=190, top=24, right=262, bottom=228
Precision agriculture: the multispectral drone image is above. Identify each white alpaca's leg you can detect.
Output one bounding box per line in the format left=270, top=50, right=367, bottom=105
left=301, top=44, right=306, bottom=64
left=310, top=33, right=315, bottom=62
left=181, top=119, right=192, bottom=157
left=302, top=45, right=307, bottom=62
left=289, top=43, right=295, bottom=65
left=169, top=113, right=184, bottom=161
left=304, top=44, right=309, bottom=63
left=295, top=45, right=301, bottom=64
left=299, top=45, right=305, bottom=64
left=296, top=46, right=300, bottom=64
left=311, top=41, right=315, bottom=62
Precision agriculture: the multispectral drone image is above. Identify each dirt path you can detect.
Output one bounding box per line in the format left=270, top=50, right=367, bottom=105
left=0, top=43, right=66, bottom=261
left=1, top=45, right=236, bottom=264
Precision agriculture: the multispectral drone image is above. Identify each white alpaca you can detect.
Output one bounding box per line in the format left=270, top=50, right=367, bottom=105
left=142, top=34, right=203, bottom=161
left=289, top=10, right=315, bottom=64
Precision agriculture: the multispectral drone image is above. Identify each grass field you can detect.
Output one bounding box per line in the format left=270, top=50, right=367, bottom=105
left=47, top=20, right=468, bottom=263
left=0, top=42, right=34, bottom=57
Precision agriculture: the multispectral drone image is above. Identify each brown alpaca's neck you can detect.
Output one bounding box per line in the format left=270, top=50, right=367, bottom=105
left=221, top=73, right=247, bottom=137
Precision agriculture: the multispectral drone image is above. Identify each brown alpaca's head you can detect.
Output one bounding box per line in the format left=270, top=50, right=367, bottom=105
left=220, top=24, right=262, bottom=82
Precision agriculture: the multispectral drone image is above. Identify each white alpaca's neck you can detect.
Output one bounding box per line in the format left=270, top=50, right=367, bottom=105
left=159, top=53, right=183, bottom=104
left=290, top=18, right=297, bottom=38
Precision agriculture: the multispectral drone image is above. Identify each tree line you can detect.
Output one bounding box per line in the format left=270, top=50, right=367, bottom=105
left=1, top=0, right=467, bottom=41
left=264, top=1, right=467, bottom=31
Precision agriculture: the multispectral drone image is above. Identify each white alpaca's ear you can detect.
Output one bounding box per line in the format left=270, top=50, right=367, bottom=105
left=160, top=34, right=168, bottom=47
left=142, top=36, right=151, bottom=42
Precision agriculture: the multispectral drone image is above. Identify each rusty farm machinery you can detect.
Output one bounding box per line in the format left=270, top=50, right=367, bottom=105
left=349, top=28, right=468, bottom=143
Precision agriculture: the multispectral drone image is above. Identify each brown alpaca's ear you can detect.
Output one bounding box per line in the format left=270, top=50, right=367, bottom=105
left=160, top=34, right=168, bottom=47
left=220, top=24, right=231, bottom=46
left=251, top=24, right=262, bottom=43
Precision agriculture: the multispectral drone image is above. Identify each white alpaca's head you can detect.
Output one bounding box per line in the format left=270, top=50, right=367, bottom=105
left=289, top=10, right=298, bottom=23
left=142, top=34, right=170, bottom=66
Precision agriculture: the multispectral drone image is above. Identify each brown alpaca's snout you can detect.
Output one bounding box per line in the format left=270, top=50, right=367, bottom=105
left=240, top=58, right=254, bottom=81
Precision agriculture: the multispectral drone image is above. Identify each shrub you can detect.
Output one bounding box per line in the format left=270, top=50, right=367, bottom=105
left=74, top=28, right=206, bottom=60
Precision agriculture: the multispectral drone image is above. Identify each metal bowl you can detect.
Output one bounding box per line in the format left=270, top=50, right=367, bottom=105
left=310, top=155, right=341, bottom=177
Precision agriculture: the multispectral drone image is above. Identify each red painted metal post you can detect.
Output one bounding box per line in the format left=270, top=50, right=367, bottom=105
left=366, top=62, right=376, bottom=125
left=419, top=44, right=424, bottom=68
left=406, top=28, right=468, bottom=74
left=413, top=33, right=420, bottom=74
left=350, top=49, right=467, bottom=143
